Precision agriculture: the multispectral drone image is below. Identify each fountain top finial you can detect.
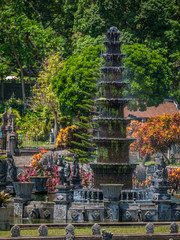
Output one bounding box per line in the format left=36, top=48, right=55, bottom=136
left=106, top=26, right=121, bottom=41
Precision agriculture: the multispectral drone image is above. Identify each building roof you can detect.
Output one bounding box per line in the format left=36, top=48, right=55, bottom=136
left=124, top=101, right=179, bottom=119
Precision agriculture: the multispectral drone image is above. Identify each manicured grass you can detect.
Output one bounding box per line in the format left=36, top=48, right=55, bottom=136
left=0, top=226, right=170, bottom=237
left=21, top=138, right=53, bottom=148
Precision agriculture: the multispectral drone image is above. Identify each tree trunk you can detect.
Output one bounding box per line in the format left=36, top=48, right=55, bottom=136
left=54, top=111, right=58, bottom=140
left=142, top=153, right=151, bottom=166
left=8, top=35, right=26, bottom=111
left=20, top=68, right=26, bottom=111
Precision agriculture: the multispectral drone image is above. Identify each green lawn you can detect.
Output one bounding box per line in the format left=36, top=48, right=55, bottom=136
left=0, top=226, right=170, bottom=237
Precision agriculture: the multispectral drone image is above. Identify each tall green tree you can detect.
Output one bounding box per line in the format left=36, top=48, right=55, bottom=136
left=31, top=54, right=63, bottom=138
left=123, top=43, right=172, bottom=110
left=53, top=45, right=101, bottom=118
left=0, top=0, right=64, bottom=107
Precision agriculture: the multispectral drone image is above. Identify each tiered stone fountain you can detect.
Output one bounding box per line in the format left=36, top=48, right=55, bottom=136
left=91, top=26, right=136, bottom=189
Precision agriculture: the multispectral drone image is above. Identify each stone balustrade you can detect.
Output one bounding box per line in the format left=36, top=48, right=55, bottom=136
left=73, top=188, right=103, bottom=202
left=73, top=188, right=153, bottom=203
left=120, top=189, right=153, bottom=202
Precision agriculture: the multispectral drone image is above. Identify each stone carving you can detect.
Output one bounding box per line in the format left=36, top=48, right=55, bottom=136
left=65, top=224, right=75, bottom=236
left=146, top=223, right=154, bottom=234
left=71, top=154, right=81, bottom=188
left=71, top=210, right=79, bottom=220
left=145, top=211, right=153, bottom=220
left=92, top=210, right=100, bottom=220
left=102, top=229, right=113, bottom=240
left=39, top=152, right=54, bottom=172
left=170, top=222, right=178, bottom=233
left=0, top=158, right=8, bottom=182
left=43, top=209, right=51, bottom=219
left=45, top=196, right=49, bottom=202
left=29, top=204, right=39, bottom=219
left=175, top=211, right=180, bottom=217
left=57, top=194, right=64, bottom=201
left=54, top=205, right=66, bottom=220
left=105, top=207, right=113, bottom=220
left=14, top=202, right=23, bottom=217
left=68, top=194, right=73, bottom=200
left=92, top=223, right=101, bottom=235
left=38, top=224, right=48, bottom=236
left=66, top=233, right=74, bottom=240
left=6, top=152, right=17, bottom=182
left=56, top=154, right=70, bottom=186
left=126, top=211, right=132, bottom=220
left=151, top=154, right=171, bottom=203
left=11, top=225, right=20, bottom=237
left=72, top=153, right=79, bottom=177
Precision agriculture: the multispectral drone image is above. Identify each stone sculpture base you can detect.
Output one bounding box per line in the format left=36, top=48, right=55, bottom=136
left=54, top=185, right=73, bottom=220
left=69, top=202, right=104, bottom=222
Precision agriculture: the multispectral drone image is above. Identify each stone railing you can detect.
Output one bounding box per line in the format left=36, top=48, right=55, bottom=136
left=120, top=189, right=153, bottom=202
left=73, top=188, right=103, bottom=202
left=73, top=188, right=153, bottom=203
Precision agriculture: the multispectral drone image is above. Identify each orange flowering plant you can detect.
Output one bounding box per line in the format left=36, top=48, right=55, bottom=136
left=127, top=113, right=180, bottom=162
left=55, top=125, right=78, bottom=149
left=168, top=168, right=180, bottom=192
left=132, top=175, right=152, bottom=189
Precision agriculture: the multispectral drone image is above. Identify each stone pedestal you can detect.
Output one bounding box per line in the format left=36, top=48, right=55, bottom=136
left=69, top=202, right=104, bottom=222
left=24, top=201, right=55, bottom=219
left=14, top=198, right=28, bottom=218
left=104, top=202, right=120, bottom=221
left=0, top=207, right=11, bottom=230
left=156, top=203, right=172, bottom=221
left=54, top=185, right=73, bottom=221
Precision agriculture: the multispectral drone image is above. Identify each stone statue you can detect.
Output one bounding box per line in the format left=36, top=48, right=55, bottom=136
left=38, top=224, right=48, bottom=236
left=0, top=157, right=8, bottom=183
left=170, top=222, right=178, bottom=233
left=57, top=154, right=65, bottom=184
left=64, top=161, right=70, bottom=185
left=145, top=223, right=154, bottom=234
left=39, top=152, right=54, bottom=172
left=71, top=153, right=82, bottom=188
left=65, top=224, right=75, bottom=236
left=6, top=152, right=17, bottom=182
left=29, top=204, right=39, bottom=219
left=72, top=153, right=80, bottom=177
left=102, top=229, right=113, bottom=240
left=11, top=225, right=21, bottom=237
left=56, top=154, right=70, bottom=186
left=92, top=223, right=101, bottom=235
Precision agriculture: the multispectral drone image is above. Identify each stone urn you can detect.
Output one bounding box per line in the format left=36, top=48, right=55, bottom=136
left=100, top=184, right=124, bottom=201
left=13, top=182, right=34, bottom=200
left=30, top=176, right=48, bottom=193
left=0, top=207, right=12, bottom=230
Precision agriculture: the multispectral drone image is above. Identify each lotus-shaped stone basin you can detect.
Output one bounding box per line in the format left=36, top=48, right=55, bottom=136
left=100, top=184, right=124, bottom=201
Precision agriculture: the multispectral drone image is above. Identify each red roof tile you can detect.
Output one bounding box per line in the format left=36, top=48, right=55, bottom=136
left=124, top=101, right=179, bottom=119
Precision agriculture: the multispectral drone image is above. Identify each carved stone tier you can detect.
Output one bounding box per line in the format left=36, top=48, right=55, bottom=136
left=96, top=99, right=132, bottom=118
left=98, top=81, right=128, bottom=86
left=94, top=118, right=131, bottom=138
left=100, top=66, right=125, bottom=73
left=93, top=138, right=135, bottom=163
left=102, top=53, right=125, bottom=66
left=92, top=26, right=135, bottom=188
left=90, top=163, right=137, bottom=189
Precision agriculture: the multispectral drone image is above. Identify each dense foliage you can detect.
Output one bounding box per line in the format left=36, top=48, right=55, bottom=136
left=0, top=0, right=179, bottom=150
left=127, top=113, right=180, bottom=162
